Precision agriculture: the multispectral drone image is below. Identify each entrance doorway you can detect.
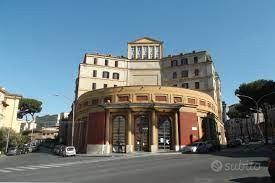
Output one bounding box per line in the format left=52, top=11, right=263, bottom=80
left=135, top=115, right=149, bottom=152
left=112, top=116, right=126, bottom=153
left=158, top=116, right=172, bottom=150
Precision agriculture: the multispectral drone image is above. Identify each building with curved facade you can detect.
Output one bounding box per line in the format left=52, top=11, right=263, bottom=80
left=72, top=37, right=226, bottom=154
left=74, top=86, right=226, bottom=154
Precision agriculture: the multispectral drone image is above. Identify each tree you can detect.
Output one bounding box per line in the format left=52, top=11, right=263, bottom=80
left=227, top=104, right=247, bottom=119
left=0, top=128, right=29, bottom=152
left=17, top=98, right=42, bottom=121
left=235, top=79, right=275, bottom=143
left=235, top=79, right=275, bottom=108
left=227, top=104, right=252, bottom=140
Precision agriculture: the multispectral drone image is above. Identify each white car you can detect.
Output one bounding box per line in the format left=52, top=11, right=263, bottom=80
left=182, top=142, right=208, bottom=153
left=62, top=146, right=76, bottom=157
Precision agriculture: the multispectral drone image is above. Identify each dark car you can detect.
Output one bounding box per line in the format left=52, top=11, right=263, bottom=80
left=7, top=147, right=20, bottom=156
left=19, top=146, right=30, bottom=154
left=268, top=149, right=275, bottom=182
left=227, top=139, right=242, bottom=148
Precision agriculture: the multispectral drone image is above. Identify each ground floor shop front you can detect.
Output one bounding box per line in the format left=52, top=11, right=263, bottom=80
left=74, top=105, right=223, bottom=154
left=72, top=86, right=226, bottom=154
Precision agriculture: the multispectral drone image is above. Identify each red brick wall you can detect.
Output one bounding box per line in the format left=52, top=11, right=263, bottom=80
left=179, top=112, right=199, bottom=145
left=87, top=112, right=106, bottom=144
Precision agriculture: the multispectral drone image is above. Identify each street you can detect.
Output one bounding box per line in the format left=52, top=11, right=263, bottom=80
left=0, top=146, right=272, bottom=183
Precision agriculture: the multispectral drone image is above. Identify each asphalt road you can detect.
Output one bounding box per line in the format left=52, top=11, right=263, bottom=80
left=0, top=146, right=272, bottom=183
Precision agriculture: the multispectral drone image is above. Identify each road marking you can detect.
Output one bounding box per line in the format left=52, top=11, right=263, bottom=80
left=27, top=165, right=52, bottom=169
left=39, top=164, right=63, bottom=168
left=0, top=169, right=12, bottom=173
left=4, top=167, right=25, bottom=171
left=0, top=153, right=159, bottom=174
left=17, top=166, right=39, bottom=170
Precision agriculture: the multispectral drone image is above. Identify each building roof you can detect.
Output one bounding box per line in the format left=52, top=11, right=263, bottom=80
left=162, top=51, right=208, bottom=59
left=128, top=37, right=163, bottom=44
left=0, top=86, right=22, bottom=98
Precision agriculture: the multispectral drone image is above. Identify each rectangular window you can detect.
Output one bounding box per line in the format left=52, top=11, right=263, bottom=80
left=136, top=95, right=148, bottom=101
left=181, top=70, right=188, bottom=77
left=91, top=99, right=99, bottom=105
left=104, top=96, right=112, bottom=103
left=155, top=96, right=167, bottom=102
left=94, top=58, right=97, bottom=65
left=93, top=70, right=97, bottom=77
left=92, top=83, right=96, bottom=90
left=195, top=82, right=200, bottom=89
left=181, top=58, right=188, bottom=65
left=143, top=46, right=148, bottom=59
left=115, top=61, right=118, bottom=67
left=194, top=56, right=198, bottom=64
left=137, top=46, right=142, bottom=59
left=105, top=59, right=108, bottom=66
left=131, top=46, right=136, bottom=59
left=195, top=69, right=199, bottom=76
left=149, top=46, right=154, bottom=59
left=174, top=97, right=182, bottom=103
left=113, top=73, right=119, bottom=80
left=171, top=60, right=178, bottom=67
left=200, top=100, right=206, bottom=106
left=173, top=72, right=177, bottom=79
left=155, top=46, right=160, bottom=59
left=102, top=71, right=109, bottom=78
left=104, top=84, right=108, bottom=88
left=187, top=98, right=196, bottom=104
left=118, top=95, right=129, bottom=102
left=182, top=83, right=189, bottom=88
left=114, top=85, right=117, bottom=87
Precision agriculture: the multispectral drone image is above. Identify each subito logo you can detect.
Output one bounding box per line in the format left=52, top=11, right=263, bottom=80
left=211, top=160, right=223, bottom=172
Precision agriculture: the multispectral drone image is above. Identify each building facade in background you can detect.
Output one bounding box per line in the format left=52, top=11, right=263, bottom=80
left=0, top=87, right=22, bottom=133
left=35, top=112, right=69, bottom=129
left=73, top=37, right=226, bottom=154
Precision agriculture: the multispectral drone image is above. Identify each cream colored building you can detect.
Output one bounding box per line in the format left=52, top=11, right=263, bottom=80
left=0, top=87, right=22, bottom=133
left=75, top=37, right=163, bottom=99
left=74, top=37, right=226, bottom=153
left=75, top=37, right=222, bottom=119
left=161, top=51, right=223, bottom=121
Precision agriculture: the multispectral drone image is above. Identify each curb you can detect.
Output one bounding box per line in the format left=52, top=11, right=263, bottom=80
left=76, top=152, right=181, bottom=157
left=76, top=154, right=113, bottom=157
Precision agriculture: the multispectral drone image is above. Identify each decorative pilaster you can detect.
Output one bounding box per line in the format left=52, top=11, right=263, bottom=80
left=150, top=110, right=158, bottom=152
left=105, top=109, right=111, bottom=154
left=174, top=112, right=180, bottom=151
left=126, top=110, right=134, bottom=153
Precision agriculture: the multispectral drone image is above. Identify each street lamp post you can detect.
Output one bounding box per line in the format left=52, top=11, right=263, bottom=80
left=53, top=94, right=75, bottom=146
left=236, top=91, right=275, bottom=144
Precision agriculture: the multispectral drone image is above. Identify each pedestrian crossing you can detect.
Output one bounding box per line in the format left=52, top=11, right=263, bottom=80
left=0, top=153, right=156, bottom=174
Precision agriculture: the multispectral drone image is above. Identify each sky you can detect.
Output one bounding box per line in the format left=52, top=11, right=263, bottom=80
left=0, top=0, right=274, bottom=116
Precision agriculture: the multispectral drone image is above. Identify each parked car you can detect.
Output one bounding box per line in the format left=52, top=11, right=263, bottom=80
left=182, top=142, right=208, bottom=153
left=18, top=145, right=29, bottom=154
left=53, top=145, right=62, bottom=155
left=204, top=140, right=218, bottom=151
left=7, top=147, right=20, bottom=156
left=227, top=139, right=242, bottom=148
left=28, top=145, right=38, bottom=152
left=268, top=148, right=275, bottom=182
left=61, top=146, right=76, bottom=157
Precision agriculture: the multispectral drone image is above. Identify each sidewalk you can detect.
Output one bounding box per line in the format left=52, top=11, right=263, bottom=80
left=77, top=151, right=181, bottom=158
